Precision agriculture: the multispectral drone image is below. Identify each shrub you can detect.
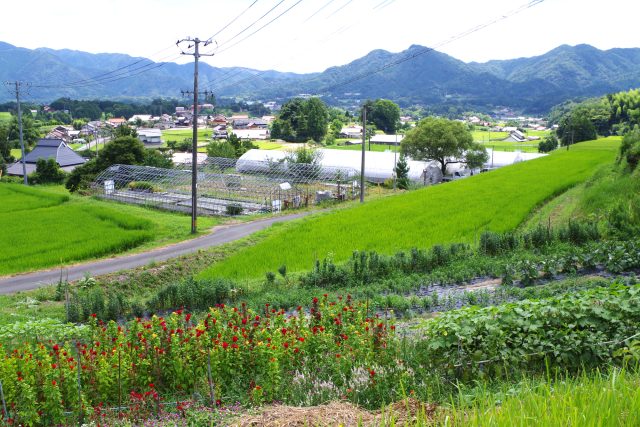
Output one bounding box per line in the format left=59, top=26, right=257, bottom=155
left=226, top=203, right=243, bottom=216
left=128, top=181, right=156, bottom=192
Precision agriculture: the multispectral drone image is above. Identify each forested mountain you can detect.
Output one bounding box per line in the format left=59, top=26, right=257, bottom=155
left=1, top=41, right=639, bottom=113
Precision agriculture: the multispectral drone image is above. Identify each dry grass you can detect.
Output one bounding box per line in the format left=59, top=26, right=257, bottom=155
left=232, top=399, right=437, bottom=427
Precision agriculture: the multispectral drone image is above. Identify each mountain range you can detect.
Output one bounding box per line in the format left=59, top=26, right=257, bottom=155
left=1, top=41, right=639, bottom=113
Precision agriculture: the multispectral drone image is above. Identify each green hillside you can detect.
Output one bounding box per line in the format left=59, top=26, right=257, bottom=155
left=200, top=138, right=619, bottom=280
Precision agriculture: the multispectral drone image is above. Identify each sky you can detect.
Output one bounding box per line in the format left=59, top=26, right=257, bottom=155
left=0, top=0, right=639, bottom=74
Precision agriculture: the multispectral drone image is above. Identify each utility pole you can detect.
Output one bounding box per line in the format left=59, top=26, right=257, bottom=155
left=360, top=106, right=366, bottom=203
left=177, top=37, right=214, bottom=234
left=3, top=81, right=29, bottom=184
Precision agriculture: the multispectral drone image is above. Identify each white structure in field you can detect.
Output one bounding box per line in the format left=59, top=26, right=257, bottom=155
left=237, top=148, right=547, bottom=183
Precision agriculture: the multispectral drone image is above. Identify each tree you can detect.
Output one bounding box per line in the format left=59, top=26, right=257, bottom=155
left=557, top=109, right=597, bottom=147
left=538, top=134, right=559, bottom=153
left=113, top=124, right=137, bottom=138
left=394, top=154, right=410, bottom=190
left=302, top=97, right=328, bottom=142
left=401, top=117, right=486, bottom=175
left=65, top=159, right=100, bottom=193
left=96, top=136, right=145, bottom=170
left=271, top=97, right=328, bottom=143
left=619, top=128, right=640, bottom=170
left=31, top=158, right=66, bottom=184
left=368, top=99, right=401, bottom=134
left=143, top=150, right=173, bottom=168
left=207, top=141, right=237, bottom=158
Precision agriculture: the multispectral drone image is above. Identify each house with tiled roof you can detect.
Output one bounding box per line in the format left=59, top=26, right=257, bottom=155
left=7, top=139, right=87, bottom=176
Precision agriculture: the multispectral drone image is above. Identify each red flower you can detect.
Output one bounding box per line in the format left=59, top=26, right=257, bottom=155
left=51, top=379, right=57, bottom=386
left=298, top=337, right=305, bottom=342
left=149, top=383, right=155, bottom=389
left=369, top=369, right=376, bottom=378
left=312, top=297, right=319, bottom=304
left=52, top=344, right=59, bottom=352
left=283, top=342, right=289, bottom=349
left=232, top=336, right=238, bottom=343
left=222, top=342, right=229, bottom=349
left=185, top=313, right=192, bottom=323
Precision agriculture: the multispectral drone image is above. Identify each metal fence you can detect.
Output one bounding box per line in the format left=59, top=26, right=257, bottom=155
left=92, top=159, right=360, bottom=216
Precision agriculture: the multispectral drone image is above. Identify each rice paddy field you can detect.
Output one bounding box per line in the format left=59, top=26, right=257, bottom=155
left=200, top=137, right=620, bottom=281
left=0, top=112, right=11, bottom=123
left=0, top=184, right=220, bottom=276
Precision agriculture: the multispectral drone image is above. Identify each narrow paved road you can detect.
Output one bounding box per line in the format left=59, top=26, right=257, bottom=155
left=0, top=212, right=308, bottom=294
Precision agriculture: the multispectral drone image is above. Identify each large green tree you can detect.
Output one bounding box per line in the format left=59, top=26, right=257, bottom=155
left=271, top=97, right=328, bottom=143
left=557, top=109, right=597, bottom=147
left=368, top=99, right=401, bottom=134
left=401, top=117, right=487, bottom=175
left=302, top=97, right=329, bottom=142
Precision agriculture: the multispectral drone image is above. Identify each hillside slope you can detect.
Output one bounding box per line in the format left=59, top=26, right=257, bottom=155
left=199, top=138, right=620, bottom=281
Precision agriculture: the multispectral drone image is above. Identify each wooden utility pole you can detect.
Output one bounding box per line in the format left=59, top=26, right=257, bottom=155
left=177, top=37, right=214, bottom=234
left=4, top=81, right=29, bottom=184
left=360, top=106, right=366, bottom=203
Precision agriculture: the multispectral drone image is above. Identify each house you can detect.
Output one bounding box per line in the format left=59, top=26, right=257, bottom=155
left=209, top=114, right=227, bottom=125
left=232, top=118, right=268, bottom=129
left=137, top=128, right=162, bottom=146
left=369, top=134, right=404, bottom=145
left=7, top=139, right=86, bottom=176
left=232, top=129, right=270, bottom=140
left=107, top=117, right=127, bottom=127
left=45, top=126, right=73, bottom=143
left=261, top=115, right=276, bottom=124
left=339, top=126, right=363, bottom=138
left=503, top=130, right=527, bottom=143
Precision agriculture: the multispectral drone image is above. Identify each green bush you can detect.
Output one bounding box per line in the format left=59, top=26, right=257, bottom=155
left=127, top=181, right=156, bottom=192
left=226, top=203, right=243, bottom=216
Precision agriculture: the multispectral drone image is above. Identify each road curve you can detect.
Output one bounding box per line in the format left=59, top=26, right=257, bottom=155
left=0, top=212, right=309, bottom=294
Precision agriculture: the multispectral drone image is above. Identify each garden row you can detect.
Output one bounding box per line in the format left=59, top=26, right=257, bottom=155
left=61, top=218, right=640, bottom=322
left=0, top=284, right=638, bottom=426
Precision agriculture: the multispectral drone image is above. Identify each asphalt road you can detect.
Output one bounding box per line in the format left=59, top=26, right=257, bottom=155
left=0, top=212, right=308, bottom=294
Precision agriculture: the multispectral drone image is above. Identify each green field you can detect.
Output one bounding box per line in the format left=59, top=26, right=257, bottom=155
left=162, top=128, right=213, bottom=145
left=200, top=137, right=619, bottom=280
left=0, top=185, right=220, bottom=276
left=0, top=112, right=11, bottom=124
left=478, top=141, right=540, bottom=153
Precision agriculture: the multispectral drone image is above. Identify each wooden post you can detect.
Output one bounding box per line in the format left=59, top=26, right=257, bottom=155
left=207, top=348, right=215, bottom=407
left=0, top=378, right=8, bottom=421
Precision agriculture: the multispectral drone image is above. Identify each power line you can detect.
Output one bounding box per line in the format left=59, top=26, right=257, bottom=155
left=215, top=0, right=305, bottom=55
left=316, top=0, right=545, bottom=94
left=214, top=0, right=287, bottom=51
left=205, top=0, right=261, bottom=43
left=31, top=45, right=179, bottom=89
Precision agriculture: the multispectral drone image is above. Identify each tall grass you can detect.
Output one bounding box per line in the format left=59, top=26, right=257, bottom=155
left=443, top=368, right=640, bottom=426
left=200, top=138, right=619, bottom=280
left=0, top=184, right=69, bottom=213
left=0, top=203, right=154, bottom=275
